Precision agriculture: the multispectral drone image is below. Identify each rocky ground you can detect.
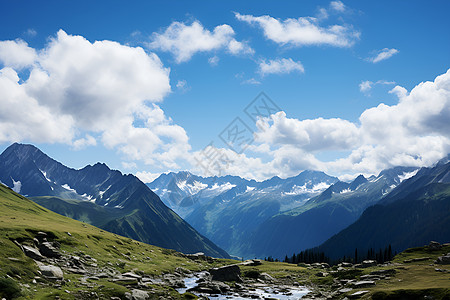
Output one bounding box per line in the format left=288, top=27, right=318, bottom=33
left=4, top=235, right=450, bottom=299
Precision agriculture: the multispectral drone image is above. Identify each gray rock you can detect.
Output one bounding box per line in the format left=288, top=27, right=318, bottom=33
left=39, top=265, right=64, bottom=279
left=259, top=272, right=275, bottom=282
left=350, top=280, right=376, bottom=288
left=127, top=289, right=149, bottom=300
left=22, top=245, right=45, bottom=261
left=210, top=264, right=242, bottom=282
left=428, top=241, right=442, bottom=251
left=338, top=288, right=353, bottom=293
left=361, top=260, right=377, bottom=268
left=122, top=272, right=142, bottom=279
left=436, top=254, right=450, bottom=265
left=39, top=242, right=61, bottom=258
left=348, top=290, right=369, bottom=298
left=188, top=281, right=230, bottom=294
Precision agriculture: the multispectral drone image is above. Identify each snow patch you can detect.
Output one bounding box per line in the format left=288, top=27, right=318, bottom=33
left=61, top=184, right=76, bottom=192
left=340, top=188, right=351, bottom=194
left=245, top=186, right=256, bottom=193
left=40, top=169, right=51, bottom=182
left=284, top=182, right=331, bottom=195
left=11, top=178, right=21, bottom=193
left=398, top=169, right=419, bottom=182
left=99, top=185, right=112, bottom=198
left=209, top=182, right=236, bottom=192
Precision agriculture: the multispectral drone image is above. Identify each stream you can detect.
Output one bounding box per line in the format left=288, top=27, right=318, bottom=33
left=177, top=273, right=310, bottom=299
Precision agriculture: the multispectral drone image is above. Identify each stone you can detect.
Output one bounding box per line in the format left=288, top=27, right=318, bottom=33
left=348, top=290, right=369, bottom=298
left=128, top=289, right=149, bottom=300
left=339, top=288, right=353, bottom=293
left=210, top=264, right=242, bottom=282
left=361, top=260, right=377, bottom=268
left=436, top=254, right=450, bottom=265
left=428, top=241, right=442, bottom=250
left=188, top=281, right=230, bottom=294
left=22, top=245, right=45, bottom=261
left=39, top=242, right=61, bottom=258
left=259, top=272, right=275, bottom=282
left=39, top=265, right=64, bottom=279
left=122, top=272, right=142, bottom=279
left=350, top=280, right=376, bottom=288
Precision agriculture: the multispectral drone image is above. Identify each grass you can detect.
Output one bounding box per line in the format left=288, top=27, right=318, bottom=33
left=0, top=184, right=234, bottom=299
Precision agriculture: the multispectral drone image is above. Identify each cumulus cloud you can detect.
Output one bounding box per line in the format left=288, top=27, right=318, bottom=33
left=258, top=58, right=304, bottom=76
left=0, top=30, right=191, bottom=169
left=368, top=48, right=399, bottom=63
left=149, top=20, right=254, bottom=63
left=235, top=12, right=359, bottom=47
left=251, top=69, right=450, bottom=178
left=0, top=39, right=37, bottom=69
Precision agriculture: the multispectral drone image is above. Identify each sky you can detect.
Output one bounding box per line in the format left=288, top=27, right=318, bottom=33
left=0, top=0, right=449, bottom=182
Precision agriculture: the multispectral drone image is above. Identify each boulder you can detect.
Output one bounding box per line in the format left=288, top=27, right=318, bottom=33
left=361, top=260, right=377, bottom=268
left=350, top=280, right=376, bottom=288
left=348, top=290, right=369, bottom=298
left=209, top=264, right=242, bottom=282
left=39, top=265, right=64, bottom=279
left=39, top=242, right=61, bottom=258
left=188, top=281, right=230, bottom=294
left=428, top=241, right=442, bottom=251
left=436, top=254, right=450, bottom=265
left=22, top=245, right=45, bottom=261
left=125, top=289, right=149, bottom=300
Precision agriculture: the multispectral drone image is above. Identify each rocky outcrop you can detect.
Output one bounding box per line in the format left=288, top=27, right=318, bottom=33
left=209, top=264, right=242, bottom=282
left=436, top=253, right=450, bottom=265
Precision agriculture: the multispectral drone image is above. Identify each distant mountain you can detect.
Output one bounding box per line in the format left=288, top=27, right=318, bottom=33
left=243, top=166, right=418, bottom=259
left=148, top=171, right=254, bottom=218
left=150, top=170, right=339, bottom=257
left=0, top=143, right=229, bottom=258
left=316, top=159, right=450, bottom=261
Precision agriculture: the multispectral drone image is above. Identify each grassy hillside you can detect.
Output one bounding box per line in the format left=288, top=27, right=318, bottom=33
left=0, top=184, right=231, bottom=299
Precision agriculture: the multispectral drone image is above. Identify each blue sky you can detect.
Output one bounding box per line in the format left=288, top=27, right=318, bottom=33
left=0, top=0, right=449, bottom=182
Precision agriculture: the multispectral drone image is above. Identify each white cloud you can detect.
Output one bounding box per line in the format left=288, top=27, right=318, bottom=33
left=359, top=80, right=373, bottom=93
left=235, top=12, right=359, bottom=47
left=136, top=171, right=163, bottom=183
left=122, top=161, right=137, bottom=170
left=25, top=29, right=37, bottom=37
left=256, top=112, right=360, bottom=151
left=0, top=39, right=37, bottom=69
left=242, top=78, right=261, bottom=85
left=149, top=20, right=254, bottom=63
left=330, top=1, right=346, bottom=12
left=368, top=48, right=399, bottom=63
left=72, top=135, right=96, bottom=150
left=258, top=58, right=304, bottom=76
left=176, top=79, right=190, bottom=92
left=251, top=69, right=450, bottom=178
left=208, top=55, right=219, bottom=66
left=0, top=30, right=192, bottom=169
left=359, top=79, right=396, bottom=94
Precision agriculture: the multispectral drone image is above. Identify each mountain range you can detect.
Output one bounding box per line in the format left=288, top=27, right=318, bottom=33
left=149, top=170, right=340, bottom=257
left=0, top=143, right=229, bottom=258
left=316, top=157, right=450, bottom=260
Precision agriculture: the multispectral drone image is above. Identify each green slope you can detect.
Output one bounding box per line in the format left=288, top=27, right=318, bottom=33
left=0, top=184, right=231, bottom=299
